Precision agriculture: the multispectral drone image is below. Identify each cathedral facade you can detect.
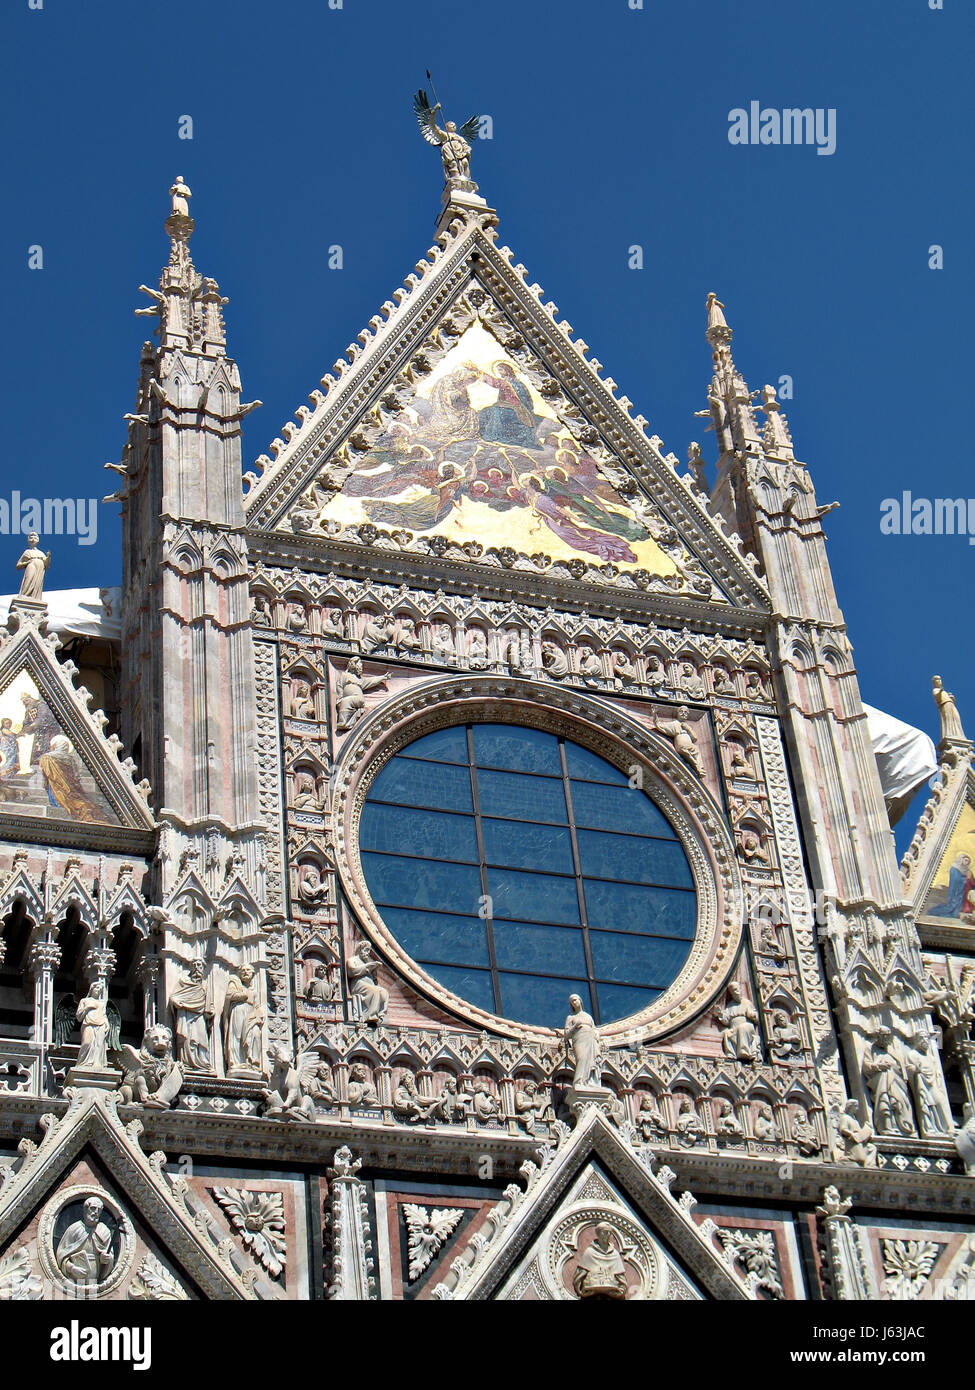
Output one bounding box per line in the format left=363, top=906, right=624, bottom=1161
left=1, top=138, right=973, bottom=1303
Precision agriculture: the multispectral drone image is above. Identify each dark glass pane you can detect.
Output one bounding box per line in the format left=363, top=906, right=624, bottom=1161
left=583, top=879, right=697, bottom=937
left=382, top=908, right=489, bottom=967
left=577, top=829, right=693, bottom=887
left=477, top=769, right=567, bottom=823
left=492, top=920, right=588, bottom=976
left=488, top=868, right=580, bottom=924
left=397, top=725, right=469, bottom=764
left=472, top=723, right=562, bottom=774
left=564, top=742, right=631, bottom=786
left=594, top=980, right=661, bottom=1024
left=369, top=757, right=473, bottom=814
left=589, top=930, right=692, bottom=987
left=360, top=803, right=478, bottom=862
left=498, top=973, right=591, bottom=1029
left=569, top=779, right=677, bottom=837
left=362, top=853, right=482, bottom=914
left=426, top=964, right=497, bottom=1014
left=482, top=820, right=574, bottom=874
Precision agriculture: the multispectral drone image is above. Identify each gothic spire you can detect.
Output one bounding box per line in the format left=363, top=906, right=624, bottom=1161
left=134, top=176, right=228, bottom=354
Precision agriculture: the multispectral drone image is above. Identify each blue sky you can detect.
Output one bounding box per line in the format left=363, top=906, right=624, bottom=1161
left=1, top=0, right=971, bottom=849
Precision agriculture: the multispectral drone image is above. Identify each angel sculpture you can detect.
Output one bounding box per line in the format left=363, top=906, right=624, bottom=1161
left=414, top=89, right=480, bottom=186
left=54, top=987, right=121, bottom=1069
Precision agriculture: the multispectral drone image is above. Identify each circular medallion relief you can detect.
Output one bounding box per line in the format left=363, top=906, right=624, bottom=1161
left=542, top=1204, right=665, bottom=1301
left=37, top=1185, right=135, bottom=1299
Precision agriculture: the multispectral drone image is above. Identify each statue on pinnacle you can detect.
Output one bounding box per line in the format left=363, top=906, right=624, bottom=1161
left=414, top=77, right=481, bottom=191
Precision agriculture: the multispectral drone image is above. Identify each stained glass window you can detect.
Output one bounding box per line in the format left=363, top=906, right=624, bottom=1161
left=360, top=723, right=698, bottom=1028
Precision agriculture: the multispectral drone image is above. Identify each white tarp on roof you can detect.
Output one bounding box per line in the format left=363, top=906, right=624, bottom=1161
left=863, top=702, right=937, bottom=815
left=0, top=587, right=121, bottom=641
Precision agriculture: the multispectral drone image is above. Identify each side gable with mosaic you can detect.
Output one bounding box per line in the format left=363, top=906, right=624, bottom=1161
left=1, top=117, right=972, bottom=1303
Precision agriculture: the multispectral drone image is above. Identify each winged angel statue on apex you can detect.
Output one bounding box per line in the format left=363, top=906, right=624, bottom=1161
left=414, top=88, right=481, bottom=186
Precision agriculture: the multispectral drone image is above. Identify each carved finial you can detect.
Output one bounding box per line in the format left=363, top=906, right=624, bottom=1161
left=164, top=176, right=194, bottom=261
left=933, top=675, right=967, bottom=743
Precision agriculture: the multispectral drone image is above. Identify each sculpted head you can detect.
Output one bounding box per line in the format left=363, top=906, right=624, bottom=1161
left=83, top=1197, right=104, bottom=1228
left=568, top=993, right=583, bottom=1014
left=143, top=1024, right=173, bottom=1058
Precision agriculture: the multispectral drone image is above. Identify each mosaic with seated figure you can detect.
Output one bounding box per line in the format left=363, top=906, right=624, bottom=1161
left=0, top=671, right=115, bottom=824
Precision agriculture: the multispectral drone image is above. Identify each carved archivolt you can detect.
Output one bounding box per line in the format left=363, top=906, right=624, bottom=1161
left=331, top=674, right=743, bottom=1044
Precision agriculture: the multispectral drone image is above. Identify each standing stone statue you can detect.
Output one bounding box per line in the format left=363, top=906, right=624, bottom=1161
left=414, top=88, right=480, bottom=187
left=933, top=675, right=966, bottom=742
left=564, top=994, right=602, bottom=1089
left=347, top=943, right=389, bottom=1023
left=169, top=959, right=213, bottom=1072
left=221, top=963, right=264, bottom=1077
left=16, top=533, right=50, bottom=601
left=75, top=979, right=112, bottom=1069
left=716, top=982, right=761, bottom=1062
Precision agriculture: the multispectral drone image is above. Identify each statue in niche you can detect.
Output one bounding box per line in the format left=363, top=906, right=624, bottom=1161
left=644, top=654, right=666, bottom=688
left=297, top=862, right=329, bottom=908
left=466, top=628, right=489, bottom=669
left=541, top=641, right=569, bottom=680
left=221, top=963, right=264, bottom=1078
left=740, top=829, right=770, bottom=865
left=654, top=706, right=705, bottom=777
left=792, top=1108, right=820, bottom=1156
left=514, top=1080, right=554, bottom=1131
left=577, top=647, right=603, bottom=680
left=169, top=959, right=214, bottom=1073
left=393, top=1071, right=441, bottom=1123
left=612, top=650, right=637, bottom=687
left=347, top=1062, right=379, bottom=1108
left=304, top=963, right=334, bottom=1002
left=469, top=1079, right=501, bottom=1124
left=300, top=1058, right=336, bottom=1106
left=262, top=1043, right=317, bottom=1121
left=394, top=616, right=421, bottom=653
left=635, top=1092, right=668, bottom=1142
left=675, top=1098, right=703, bottom=1145
left=437, top=1076, right=473, bottom=1124
left=754, top=1103, right=777, bottom=1142
left=347, top=943, right=389, bottom=1022
left=323, top=606, right=345, bottom=637
left=75, top=979, right=114, bottom=1070
left=714, top=1098, right=744, bottom=1139
left=716, top=982, right=761, bottom=1062
left=116, top=1025, right=183, bottom=1109
left=250, top=592, right=271, bottom=626
left=293, top=770, right=321, bottom=810
left=431, top=623, right=455, bottom=661
left=932, top=675, right=966, bottom=742
left=288, top=604, right=307, bottom=632
left=758, top=919, right=786, bottom=959
left=572, top=1222, right=629, bottom=1300
left=335, top=657, right=387, bottom=732
left=678, top=662, right=706, bottom=700
left=362, top=613, right=392, bottom=652
left=743, top=670, right=767, bottom=701
left=564, top=994, right=602, bottom=1089
left=768, top=1008, right=802, bottom=1064
left=726, top=742, right=755, bottom=780
left=832, top=1100, right=877, bottom=1167
left=288, top=679, right=316, bottom=721
left=863, top=1028, right=914, bottom=1137
left=905, top=1035, right=953, bottom=1135
left=55, top=1197, right=114, bottom=1289
left=712, top=666, right=734, bottom=695
left=16, top=532, right=51, bottom=601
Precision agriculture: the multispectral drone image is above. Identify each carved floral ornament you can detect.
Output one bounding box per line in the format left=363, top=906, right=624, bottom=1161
left=330, top=674, right=743, bottom=1045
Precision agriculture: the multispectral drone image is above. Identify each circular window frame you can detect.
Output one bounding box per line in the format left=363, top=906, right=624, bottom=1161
left=332, top=674, right=743, bottom=1044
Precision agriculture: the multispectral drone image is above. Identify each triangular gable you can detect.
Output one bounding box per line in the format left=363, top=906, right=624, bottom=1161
left=428, top=1108, right=752, bottom=1300
left=0, top=1090, right=256, bottom=1298
left=244, top=211, right=769, bottom=613
left=0, top=609, right=154, bottom=849
left=902, top=745, right=975, bottom=929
